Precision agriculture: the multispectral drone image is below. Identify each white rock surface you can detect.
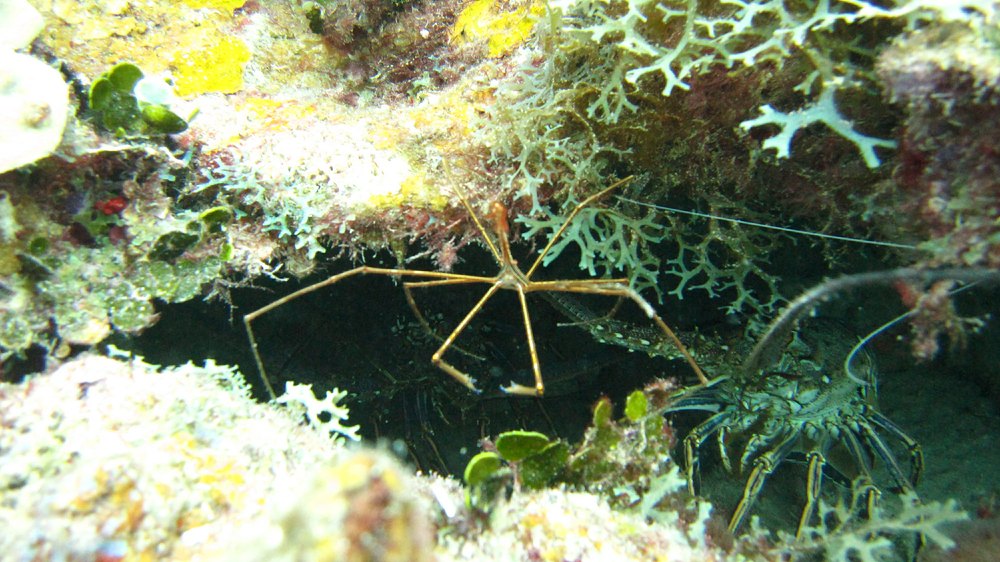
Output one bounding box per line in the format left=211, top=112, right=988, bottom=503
left=0, top=50, right=70, bottom=173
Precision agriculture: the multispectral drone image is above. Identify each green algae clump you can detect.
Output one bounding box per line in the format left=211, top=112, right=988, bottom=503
left=88, top=62, right=188, bottom=135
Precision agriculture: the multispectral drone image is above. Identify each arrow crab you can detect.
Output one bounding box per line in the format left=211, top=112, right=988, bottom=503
left=244, top=177, right=708, bottom=399
left=663, top=268, right=1000, bottom=537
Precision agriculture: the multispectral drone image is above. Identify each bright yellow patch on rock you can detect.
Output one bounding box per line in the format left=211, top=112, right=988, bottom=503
left=367, top=173, right=449, bottom=211
left=171, top=35, right=251, bottom=97
left=451, top=0, right=543, bottom=58
left=182, top=0, right=246, bottom=10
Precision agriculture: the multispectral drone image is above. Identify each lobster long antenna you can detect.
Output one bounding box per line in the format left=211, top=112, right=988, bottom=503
left=617, top=196, right=918, bottom=250
left=744, top=267, right=1000, bottom=377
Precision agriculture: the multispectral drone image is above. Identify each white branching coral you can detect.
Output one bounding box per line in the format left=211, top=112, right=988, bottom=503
left=564, top=0, right=998, bottom=168
left=276, top=381, right=361, bottom=443
left=780, top=490, right=968, bottom=562
left=562, top=0, right=903, bottom=167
